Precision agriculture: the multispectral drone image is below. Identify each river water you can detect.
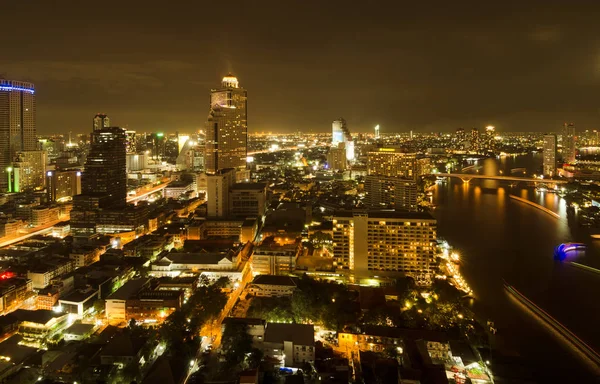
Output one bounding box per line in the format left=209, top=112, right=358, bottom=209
left=432, top=154, right=600, bottom=382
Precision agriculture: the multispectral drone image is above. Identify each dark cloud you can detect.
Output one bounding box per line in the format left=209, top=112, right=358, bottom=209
left=2, top=0, right=600, bottom=134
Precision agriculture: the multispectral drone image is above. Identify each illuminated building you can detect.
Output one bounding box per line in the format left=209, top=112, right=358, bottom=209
left=327, top=143, right=347, bottom=171
left=8, top=150, right=47, bottom=192
left=207, top=168, right=236, bottom=217
left=263, top=323, right=314, bottom=367
left=93, top=113, right=110, bottom=131
left=0, top=277, right=32, bottom=315
left=126, top=153, right=148, bottom=171
left=46, top=170, right=81, bottom=202
left=251, top=242, right=301, bottom=275
left=470, top=128, right=479, bottom=152
left=125, top=130, right=136, bottom=153
left=374, top=124, right=380, bottom=139
left=0, top=79, right=36, bottom=191
left=562, top=122, right=576, bottom=163
left=331, top=118, right=354, bottom=161
left=364, top=175, right=418, bottom=211
left=205, top=74, right=248, bottom=174
left=367, top=148, right=417, bottom=180
left=31, top=206, right=60, bottom=226
left=331, top=210, right=437, bottom=281
left=543, top=134, right=557, bottom=176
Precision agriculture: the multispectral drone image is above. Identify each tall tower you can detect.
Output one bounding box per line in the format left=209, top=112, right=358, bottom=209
left=332, top=118, right=354, bottom=162
left=93, top=114, right=110, bottom=131
left=0, top=79, right=36, bottom=191
left=80, top=127, right=127, bottom=208
left=562, top=122, right=576, bottom=164
left=374, top=124, right=380, bottom=140
left=543, top=134, right=557, bottom=177
left=205, top=74, right=247, bottom=174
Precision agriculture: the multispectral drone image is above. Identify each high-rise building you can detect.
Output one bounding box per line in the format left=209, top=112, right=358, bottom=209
left=364, top=175, right=418, bottom=211
left=332, top=118, right=354, bottom=161
left=331, top=210, right=437, bottom=280
left=562, top=122, right=576, bottom=164
left=205, top=74, right=248, bottom=174
left=0, top=79, right=37, bottom=191
left=78, top=127, right=127, bottom=209
left=93, top=114, right=110, bottom=131
left=8, top=150, right=47, bottom=192
left=125, top=130, right=136, bottom=153
left=46, top=170, right=82, bottom=202
left=367, top=148, right=417, bottom=180
left=374, top=124, right=380, bottom=140
left=207, top=168, right=236, bottom=217
left=543, top=134, right=557, bottom=177
left=327, top=143, right=347, bottom=171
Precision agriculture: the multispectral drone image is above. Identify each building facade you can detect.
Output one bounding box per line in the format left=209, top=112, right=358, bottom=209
left=367, top=149, right=417, bottom=180
left=46, top=170, right=81, bottom=202
left=251, top=242, right=300, bottom=275
left=331, top=210, right=437, bottom=281
left=331, top=118, right=354, bottom=161
left=230, top=182, right=267, bottom=218
left=205, top=74, right=248, bottom=174
left=0, top=79, right=37, bottom=191
left=327, top=143, right=347, bottom=171
left=562, top=122, right=576, bottom=164
left=8, top=150, right=46, bottom=192
left=543, top=134, right=557, bottom=177
left=364, top=175, right=418, bottom=211
left=207, top=168, right=236, bottom=217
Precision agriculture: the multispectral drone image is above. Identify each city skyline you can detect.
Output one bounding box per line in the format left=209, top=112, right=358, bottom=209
left=4, top=2, right=600, bottom=134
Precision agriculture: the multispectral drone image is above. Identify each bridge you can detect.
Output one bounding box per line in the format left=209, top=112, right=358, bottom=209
left=434, top=173, right=569, bottom=184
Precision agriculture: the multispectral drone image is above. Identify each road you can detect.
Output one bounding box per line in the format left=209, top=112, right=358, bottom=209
left=127, top=182, right=168, bottom=203
left=0, top=222, right=58, bottom=249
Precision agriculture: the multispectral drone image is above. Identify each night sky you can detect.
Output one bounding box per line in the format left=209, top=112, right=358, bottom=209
left=3, top=1, right=600, bottom=134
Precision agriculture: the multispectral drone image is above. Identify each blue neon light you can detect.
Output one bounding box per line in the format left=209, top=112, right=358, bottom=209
left=554, top=243, right=586, bottom=261
left=0, top=86, right=35, bottom=94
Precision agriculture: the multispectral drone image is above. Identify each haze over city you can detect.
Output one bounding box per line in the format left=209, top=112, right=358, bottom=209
left=4, top=1, right=600, bottom=134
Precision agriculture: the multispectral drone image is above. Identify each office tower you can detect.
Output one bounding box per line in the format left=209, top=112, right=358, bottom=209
left=331, top=210, right=437, bottom=279
left=327, top=143, right=347, bottom=171
left=125, top=130, right=136, bottom=153
left=46, top=170, right=82, bottom=202
left=562, top=122, right=576, bottom=163
left=470, top=128, right=479, bottom=151
left=374, top=124, right=380, bottom=139
left=331, top=118, right=354, bottom=161
left=364, top=175, right=418, bottom=211
left=207, top=168, right=236, bottom=217
left=367, top=148, right=417, bottom=180
left=0, top=79, right=36, bottom=191
left=147, top=132, right=166, bottom=160
left=80, top=127, right=127, bottom=208
left=93, top=114, right=110, bottom=131
left=8, top=150, right=47, bottom=192
left=205, top=74, right=248, bottom=174
left=543, top=134, right=557, bottom=177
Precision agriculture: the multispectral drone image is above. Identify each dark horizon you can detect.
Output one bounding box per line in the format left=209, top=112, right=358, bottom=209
left=3, top=1, right=600, bottom=135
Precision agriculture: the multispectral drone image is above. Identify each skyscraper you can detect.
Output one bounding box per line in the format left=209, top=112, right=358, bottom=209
left=0, top=79, right=37, bottom=191
left=93, top=114, right=110, bottom=131
left=205, top=74, right=247, bottom=174
left=562, top=122, right=576, bottom=164
left=543, top=134, right=557, bottom=177
left=331, top=118, right=354, bottom=161
left=367, top=148, right=417, bottom=180
left=79, top=127, right=127, bottom=208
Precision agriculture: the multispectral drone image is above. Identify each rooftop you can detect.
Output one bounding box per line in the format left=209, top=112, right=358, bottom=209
left=59, top=288, right=98, bottom=303
left=332, top=209, right=435, bottom=221
left=64, top=322, right=95, bottom=336
left=230, top=182, right=267, bottom=191
left=11, top=309, right=65, bottom=326
left=161, top=252, right=233, bottom=265
left=107, top=278, right=151, bottom=301
left=264, top=323, right=314, bottom=346
left=251, top=275, right=297, bottom=287
left=222, top=317, right=266, bottom=327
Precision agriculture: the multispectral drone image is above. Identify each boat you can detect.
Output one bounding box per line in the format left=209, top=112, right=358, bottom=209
left=553, top=243, right=586, bottom=261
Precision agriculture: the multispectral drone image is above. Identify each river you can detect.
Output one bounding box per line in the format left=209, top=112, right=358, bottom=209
left=432, top=154, right=600, bottom=382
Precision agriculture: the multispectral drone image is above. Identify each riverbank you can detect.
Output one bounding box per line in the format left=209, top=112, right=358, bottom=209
left=509, top=194, right=560, bottom=218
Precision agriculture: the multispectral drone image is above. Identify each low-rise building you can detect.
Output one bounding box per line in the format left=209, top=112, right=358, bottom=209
left=69, top=246, right=105, bottom=268
left=58, top=287, right=99, bottom=318
left=263, top=323, right=315, bottom=367
left=105, top=278, right=152, bottom=322
left=36, top=287, right=60, bottom=311
left=0, top=277, right=33, bottom=315
left=251, top=242, right=301, bottom=275
left=100, top=332, right=147, bottom=367
left=27, top=258, right=74, bottom=289
left=12, top=309, right=69, bottom=342
left=31, top=206, right=60, bottom=227
left=247, top=275, right=297, bottom=297
left=63, top=322, right=96, bottom=341
left=125, top=290, right=184, bottom=323
left=164, top=180, right=196, bottom=200
left=151, top=251, right=240, bottom=276
left=229, top=182, right=267, bottom=218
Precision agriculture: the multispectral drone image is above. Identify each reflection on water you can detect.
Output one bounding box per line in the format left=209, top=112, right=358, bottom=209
left=433, top=154, right=600, bottom=381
